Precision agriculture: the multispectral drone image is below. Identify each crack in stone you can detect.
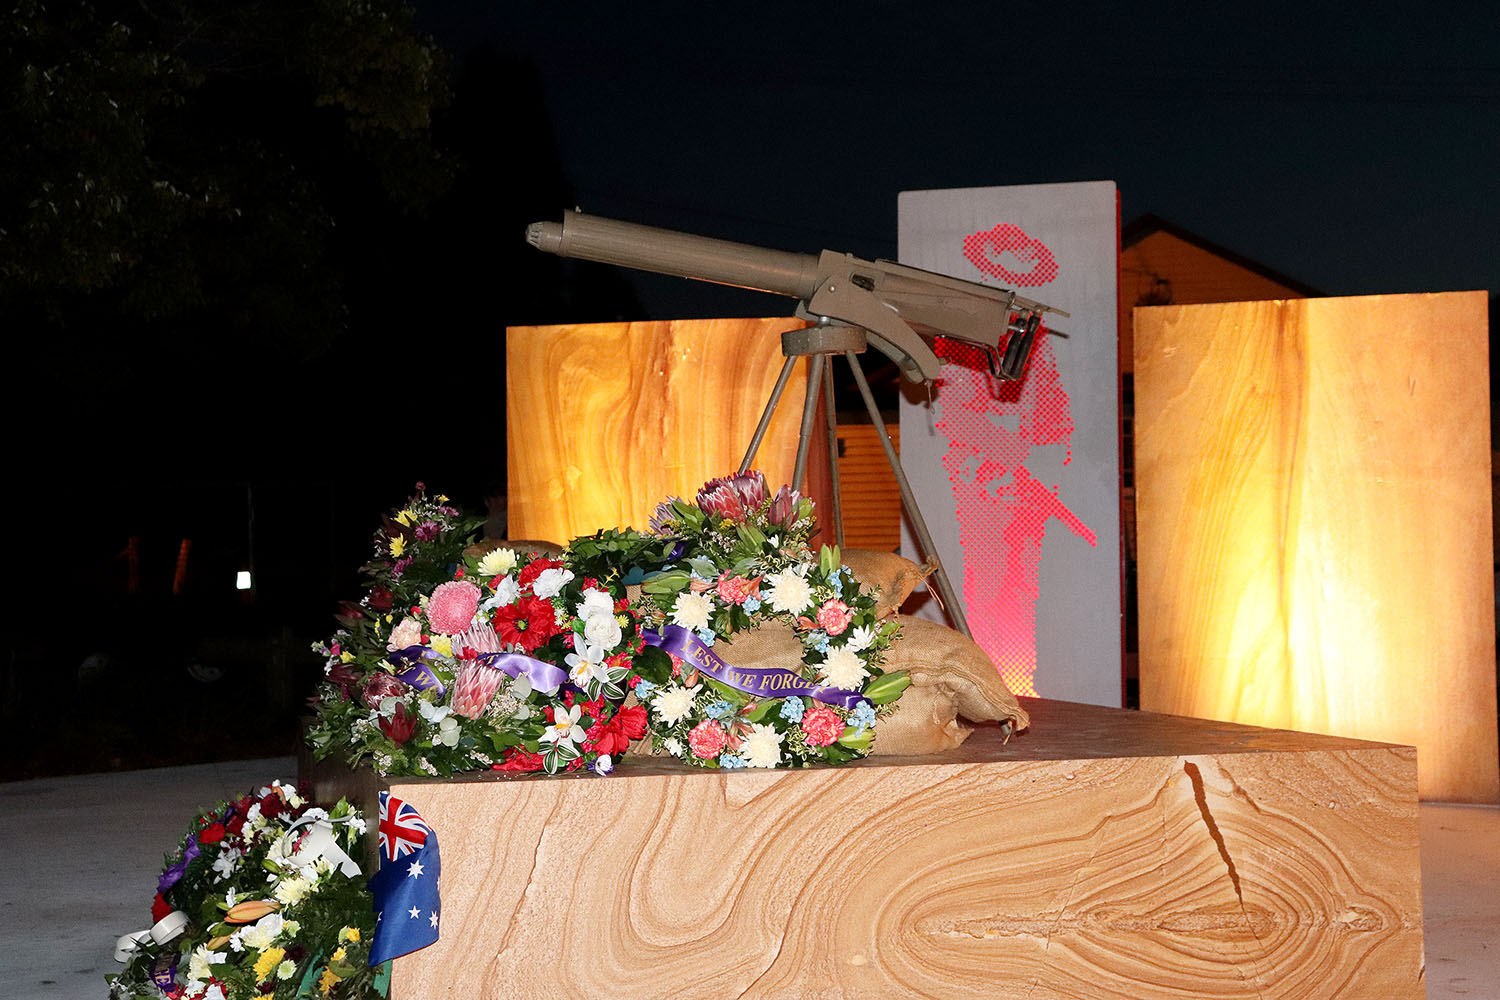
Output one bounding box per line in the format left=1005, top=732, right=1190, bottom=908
left=1184, top=759, right=1268, bottom=1000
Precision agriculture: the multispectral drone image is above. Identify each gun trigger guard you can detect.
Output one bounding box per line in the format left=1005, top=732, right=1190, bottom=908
left=804, top=262, right=941, bottom=382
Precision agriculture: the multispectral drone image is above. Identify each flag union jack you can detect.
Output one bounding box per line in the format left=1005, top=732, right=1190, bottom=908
left=377, top=792, right=430, bottom=862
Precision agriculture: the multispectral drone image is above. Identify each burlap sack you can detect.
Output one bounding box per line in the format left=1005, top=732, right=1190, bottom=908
left=839, top=549, right=932, bottom=618
left=646, top=616, right=1027, bottom=757
left=463, top=538, right=566, bottom=561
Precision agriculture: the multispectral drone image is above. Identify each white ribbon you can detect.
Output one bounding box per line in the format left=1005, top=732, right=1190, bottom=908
left=113, top=910, right=188, bottom=963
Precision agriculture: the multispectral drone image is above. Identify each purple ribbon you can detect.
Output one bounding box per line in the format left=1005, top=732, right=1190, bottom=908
left=150, top=952, right=177, bottom=991
left=389, top=646, right=567, bottom=698
left=643, top=625, right=870, bottom=711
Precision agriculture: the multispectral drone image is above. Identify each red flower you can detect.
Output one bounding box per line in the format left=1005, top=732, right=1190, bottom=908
left=259, top=794, right=284, bottom=820
left=585, top=705, right=646, bottom=757
left=198, top=823, right=226, bottom=845
left=492, top=595, right=558, bottom=653
left=801, top=706, right=844, bottom=746
left=492, top=748, right=546, bottom=772
left=360, top=672, right=410, bottom=709
left=151, top=892, right=172, bottom=923
left=518, top=558, right=563, bottom=590
left=226, top=814, right=245, bottom=837
left=380, top=702, right=418, bottom=744
left=368, top=587, right=394, bottom=611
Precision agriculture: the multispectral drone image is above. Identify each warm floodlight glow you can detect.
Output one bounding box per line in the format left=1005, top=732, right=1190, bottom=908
left=1135, top=293, right=1498, bottom=803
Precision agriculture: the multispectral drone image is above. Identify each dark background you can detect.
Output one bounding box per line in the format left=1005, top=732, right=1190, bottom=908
left=4, top=1, right=1495, bottom=776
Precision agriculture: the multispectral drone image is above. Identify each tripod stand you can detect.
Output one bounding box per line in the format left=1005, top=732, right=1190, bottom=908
left=737, top=323, right=972, bottom=639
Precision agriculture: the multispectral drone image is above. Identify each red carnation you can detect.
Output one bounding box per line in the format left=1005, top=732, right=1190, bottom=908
left=151, top=892, right=172, bottom=923
left=198, top=823, right=226, bottom=845
left=259, top=794, right=284, bottom=820
left=518, top=557, right=563, bottom=589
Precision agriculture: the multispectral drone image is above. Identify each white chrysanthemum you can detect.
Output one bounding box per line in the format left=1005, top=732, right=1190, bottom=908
left=740, top=723, right=784, bottom=768
left=273, top=876, right=311, bottom=906
left=651, top=685, right=696, bottom=726
left=187, top=945, right=224, bottom=983
left=477, top=547, right=517, bottom=577
left=663, top=737, right=685, bottom=757
left=845, top=624, right=876, bottom=653
left=763, top=568, right=813, bottom=614
left=671, top=591, right=714, bottom=630
left=820, top=646, right=869, bottom=690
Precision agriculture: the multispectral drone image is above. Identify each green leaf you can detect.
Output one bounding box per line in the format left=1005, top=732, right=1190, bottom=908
left=862, top=670, right=910, bottom=705
left=641, top=569, right=691, bottom=596
left=745, top=699, right=778, bottom=723
left=836, top=726, right=874, bottom=752
left=819, top=544, right=840, bottom=575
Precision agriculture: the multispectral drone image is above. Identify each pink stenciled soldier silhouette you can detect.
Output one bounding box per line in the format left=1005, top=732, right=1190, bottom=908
left=932, top=223, right=1096, bottom=697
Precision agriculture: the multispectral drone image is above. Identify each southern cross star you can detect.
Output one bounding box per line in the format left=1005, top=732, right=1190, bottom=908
left=407, top=859, right=425, bottom=879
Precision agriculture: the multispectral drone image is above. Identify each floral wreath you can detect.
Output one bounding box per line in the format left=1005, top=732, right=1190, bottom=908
left=110, top=781, right=380, bottom=1000
left=627, top=472, right=908, bottom=769
left=306, top=487, right=652, bottom=778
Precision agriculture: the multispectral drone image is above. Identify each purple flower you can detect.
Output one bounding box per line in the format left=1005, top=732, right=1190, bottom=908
left=414, top=520, right=441, bottom=541
left=157, top=838, right=201, bottom=895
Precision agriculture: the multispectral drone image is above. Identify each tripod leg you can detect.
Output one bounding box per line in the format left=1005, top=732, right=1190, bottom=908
left=739, top=355, right=799, bottom=474
left=844, top=350, right=972, bottom=639
left=824, top=357, right=844, bottom=548
left=792, top=354, right=825, bottom=491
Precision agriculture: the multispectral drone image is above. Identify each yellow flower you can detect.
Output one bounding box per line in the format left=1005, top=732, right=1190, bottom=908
left=319, top=968, right=344, bottom=996
left=394, top=510, right=416, bottom=526
left=340, top=651, right=354, bottom=664
left=331, top=947, right=347, bottom=962
left=389, top=535, right=406, bottom=557
left=429, top=635, right=452, bottom=657
left=253, top=947, right=286, bottom=981
left=339, top=926, right=360, bottom=942
left=436, top=494, right=449, bottom=502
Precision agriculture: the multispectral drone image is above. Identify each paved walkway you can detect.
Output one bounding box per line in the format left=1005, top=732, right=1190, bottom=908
left=1, top=760, right=1495, bottom=999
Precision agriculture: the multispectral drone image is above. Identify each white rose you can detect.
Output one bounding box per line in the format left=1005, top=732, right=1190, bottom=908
left=574, top=587, right=614, bottom=619
left=583, top=610, right=623, bottom=649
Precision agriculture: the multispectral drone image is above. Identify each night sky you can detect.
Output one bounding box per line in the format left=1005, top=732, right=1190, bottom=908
left=422, top=2, right=1498, bottom=315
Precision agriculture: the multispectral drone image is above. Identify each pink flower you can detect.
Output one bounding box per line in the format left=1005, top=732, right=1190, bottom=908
left=386, top=617, right=423, bottom=651
left=800, top=706, right=844, bottom=746
left=815, top=599, right=853, bottom=635
left=769, top=484, right=802, bottom=525
left=716, top=575, right=762, bottom=605
left=427, top=581, right=481, bottom=634
left=687, top=721, right=730, bottom=759
left=696, top=472, right=768, bottom=523
left=360, top=672, right=409, bottom=709
left=451, top=661, right=505, bottom=719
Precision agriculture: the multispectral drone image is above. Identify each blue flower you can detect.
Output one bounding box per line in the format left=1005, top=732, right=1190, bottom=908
left=815, top=635, right=831, bottom=654
left=850, top=701, right=877, bottom=731
left=778, top=698, right=805, bottom=723
left=696, top=628, right=717, bottom=647
left=719, top=753, right=747, bottom=768
left=742, top=596, right=762, bottom=613
left=704, top=699, right=734, bottom=719
left=634, top=679, right=656, bottom=700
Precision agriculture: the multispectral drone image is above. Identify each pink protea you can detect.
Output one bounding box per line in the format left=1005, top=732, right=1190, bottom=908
left=427, top=581, right=481, bottom=635
left=452, top=621, right=503, bottom=656
left=451, top=660, right=506, bottom=719
left=696, top=472, right=768, bottom=523
left=769, top=484, right=802, bottom=526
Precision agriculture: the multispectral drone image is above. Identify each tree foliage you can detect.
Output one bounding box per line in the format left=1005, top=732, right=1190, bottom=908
left=1, top=0, right=451, bottom=353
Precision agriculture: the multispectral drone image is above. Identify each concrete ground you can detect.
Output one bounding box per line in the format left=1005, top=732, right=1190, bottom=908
left=1, top=759, right=1495, bottom=999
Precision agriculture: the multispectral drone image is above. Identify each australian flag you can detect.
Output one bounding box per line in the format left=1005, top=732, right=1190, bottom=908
left=368, top=792, right=442, bottom=966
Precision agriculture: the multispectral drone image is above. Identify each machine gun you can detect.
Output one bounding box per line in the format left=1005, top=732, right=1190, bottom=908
left=525, top=210, right=1067, bottom=382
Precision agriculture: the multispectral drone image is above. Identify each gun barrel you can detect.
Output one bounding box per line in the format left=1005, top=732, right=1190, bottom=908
left=526, top=211, right=824, bottom=301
